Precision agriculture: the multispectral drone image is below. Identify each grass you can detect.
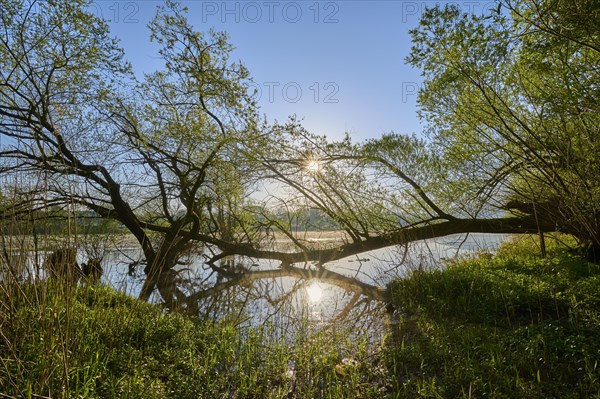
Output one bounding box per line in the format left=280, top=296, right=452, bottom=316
left=386, top=235, right=600, bottom=398
left=1, top=234, right=600, bottom=398
left=0, top=280, right=388, bottom=398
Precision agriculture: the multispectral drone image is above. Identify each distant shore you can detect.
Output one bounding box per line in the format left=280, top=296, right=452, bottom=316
left=1, top=230, right=349, bottom=253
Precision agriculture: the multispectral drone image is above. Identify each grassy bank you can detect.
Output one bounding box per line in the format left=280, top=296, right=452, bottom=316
left=2, top=235, right=600, bottom=398
left=387, top=235, right=600, bottom=398
left=0, top=281, right=388, bottom=398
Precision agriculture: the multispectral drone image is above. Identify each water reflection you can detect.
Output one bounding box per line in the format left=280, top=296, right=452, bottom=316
left=2, top=233, right=510, bottom=339
left=305, top=282, right=323, bottom=303
left=103, top=235, right=502, bottom=337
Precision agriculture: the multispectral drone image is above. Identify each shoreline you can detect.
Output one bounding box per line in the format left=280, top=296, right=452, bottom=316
left=0, top=230, right=349, bottom=253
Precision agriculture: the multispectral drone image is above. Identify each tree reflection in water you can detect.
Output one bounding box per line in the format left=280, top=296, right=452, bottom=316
left=2, top=233, right=506, bottom=341
left=85, top=244, right=386, bottom=342
left=98, top=233, right=507, bottom=340
left=152, top=253, right=391, bottom=341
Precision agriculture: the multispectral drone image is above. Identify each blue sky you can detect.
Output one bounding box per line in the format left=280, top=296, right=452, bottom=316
left=96, top=1, right=498, bottom=141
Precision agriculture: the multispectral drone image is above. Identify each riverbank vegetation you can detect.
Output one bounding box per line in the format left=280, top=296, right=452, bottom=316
left=2, top=235, right=599, bottom=398
left=387, top=235, right=600, bottom=398
left=0, top=280, right=388, bottom=398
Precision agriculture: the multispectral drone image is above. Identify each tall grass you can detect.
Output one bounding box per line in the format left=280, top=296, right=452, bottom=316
left=0, top=278, right=390, bottom=398
left=1, top=191, right=391, bottom=398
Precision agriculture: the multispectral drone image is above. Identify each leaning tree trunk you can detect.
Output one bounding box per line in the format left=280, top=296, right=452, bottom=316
left=139, top=245, right=191, bottom=312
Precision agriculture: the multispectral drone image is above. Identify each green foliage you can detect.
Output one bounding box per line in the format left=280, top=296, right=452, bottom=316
left=387, top=235, right=600, bottom=397
left=408, top=0, right=600, bottom=239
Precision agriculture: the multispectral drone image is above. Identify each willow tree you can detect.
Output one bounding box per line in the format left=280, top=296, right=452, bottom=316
left=0, top=0, right=265, bottom=308
left=0, top=0, right=391, bottom=311
left=229, top=0, right=600, bottom=273
left=405, top=0, right=600, bottom=257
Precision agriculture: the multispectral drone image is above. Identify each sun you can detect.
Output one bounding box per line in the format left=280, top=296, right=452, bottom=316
left=305, top=159, right=321, bottom=174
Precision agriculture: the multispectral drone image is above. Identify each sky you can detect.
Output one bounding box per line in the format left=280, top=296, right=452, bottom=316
left=96, top=1, right=499, bottom=141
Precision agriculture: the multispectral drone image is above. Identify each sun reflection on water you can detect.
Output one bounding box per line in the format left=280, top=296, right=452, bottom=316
left=305, top=282, right=323, bottom=303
